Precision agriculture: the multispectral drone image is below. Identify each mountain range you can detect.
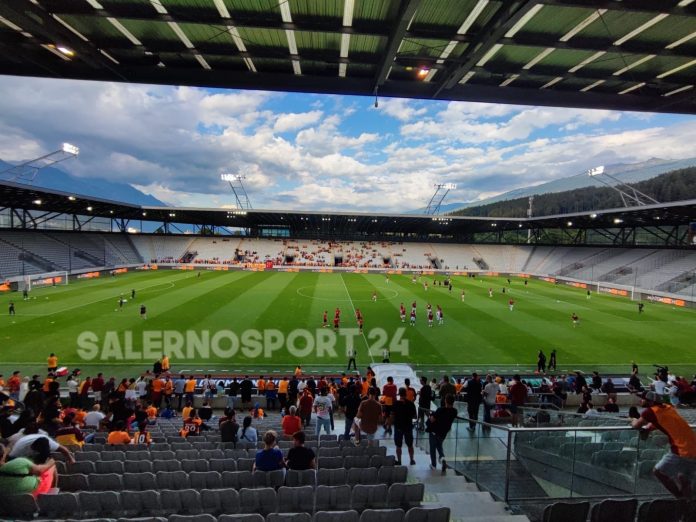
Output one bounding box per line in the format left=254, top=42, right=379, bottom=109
left=0, top=159, right=167, bottom=207
left=419, top=157, right=696, bottom=214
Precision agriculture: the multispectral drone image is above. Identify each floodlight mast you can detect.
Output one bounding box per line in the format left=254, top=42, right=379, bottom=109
left=587, top=165, right=659, bottom=207
left=425, top=183, right=457, bottom=215
left=220, top=173, right=253, bottom=210
left=0, top=143, right=80, bottom=183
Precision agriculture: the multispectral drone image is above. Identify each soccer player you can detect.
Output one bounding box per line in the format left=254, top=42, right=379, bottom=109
left=409, top=308, right=416, bottom=326
left=436, top=305, right=443, bottom=326
left=322, top=310, right=328, bottom=327
left=572, top=312, right=579, bottom=327
left=119, top=295, right=125, bottom=310
left=333, top=314, right=340, bottom=330
left=358, top=316, right=364, bottom=334
left=8, top=301, right=15, bottom=316
left=399, top=303, right=406, bottom=323
left=461, top=289, right=465, bottom=302
left=382, top=348, right=391, bottom=364
left=22, top=288, right=28, bottom=300
left=372, top=291, right=377, bottom=302
left=131, top=289, right=136, bottom=299
left=424, top=282, right=428, bottom=292
left=638, top=302, right=645, bottom=314
left=411, top=275, right=417, bottom=284
left=335, top=307, right=341, bottom=319
left=586, top=289, right=591, bottom=299
left=355, top=308, right=362, bottom=322
left=385, top=275, right=390, bottom=284
left=508, top=299, right=515, bottom=311
left=427, top=308, right=434, bottom=327
left=488, top=288, right=493, bottom=298
left=140, top=304, right=147, bottom=320
left=411, top=301, right=417, bottom=313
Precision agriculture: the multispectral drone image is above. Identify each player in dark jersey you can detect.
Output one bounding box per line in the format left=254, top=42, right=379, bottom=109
left=9, top=301, right=15, bottom=316
left=427, top=309, right=434, bottom=327
left=410, top=309, right=416, bottom=326
left=140, top=304, right=147, bottom=319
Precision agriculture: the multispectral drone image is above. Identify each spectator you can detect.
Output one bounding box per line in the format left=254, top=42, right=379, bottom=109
left=482, top=375, right=498, bottom=425
left=343, top=385, right=362, bottom=440
left=632, top=390, right=696, bottom=497
left=601, top=378, right=617, bottom=401
left=282, top=406, right=302, bottom=439
left=55, top=413, right=85, bottom=448
left=238, top=416, right=258, bottom=444
left=184, top=376, right=196, bottom=404
left=67, top=374, right=79, bottom=407
left=266, top=379, right=277, bottom=411
left=278, top=377, right=289, bottom=410
left=298, top=389, right=314, bottom=427
left=381, top=377, right=398, bottom=436
left=107, top=421, right=132, bottom=445
left=591, top=371, right=602, bottom=391
left=438, top=376, right=456, bottom=407
left=0, top=441, right=56, bottom=496
left=628, top=371, right=644, bottom=393
left=133, top=421, right=152, bottom=446
left=389, top=388, right=416, bottom=465
left=92, top=373, right=105, bottom=405
left=464, top=373, right=482, bottom=432
left=353, top=389, right=382, bottom=444
left=603, top=397, right=619, bottom=413
left=583, top=402, right=599, bottom=418
left=428, top=394, right=457, bottom=470
left=182, top=401, right=194, bottom=421
left=509, top=374, right=527, bottom=428
left=9, top=426, right=75, bottom=464
left=417, top=376, right=432, bottom=430
left=254, top=430, right=285, bottom=471
left=18, top=376, right=30, bottom=403
left=198, top=400, right=213, bottom=422
left=174, top=374, right=186, bottom=410
left=240, top=376, right=253, bottom=406
left=286, top=430, right=316, bottom=470
left=313, top=388, right=333, bottom=435
left=180, top=412, right=203, bottom=438
left=220, top=409, right=239, bottom=445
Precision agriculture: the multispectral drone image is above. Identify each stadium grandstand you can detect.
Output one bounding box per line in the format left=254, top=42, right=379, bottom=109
left=2, top=0, right=696, bottom=521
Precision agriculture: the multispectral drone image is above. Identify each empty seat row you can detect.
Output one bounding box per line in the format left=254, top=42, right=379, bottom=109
left=60, top=467, right=408, bottom=492
left=6, top=484, right=424, bottom=519
left=542, top=497, right=685, bottom=522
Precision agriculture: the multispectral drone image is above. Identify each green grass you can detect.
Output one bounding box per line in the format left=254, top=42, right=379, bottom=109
left=1, top=270, right=695, bottom=378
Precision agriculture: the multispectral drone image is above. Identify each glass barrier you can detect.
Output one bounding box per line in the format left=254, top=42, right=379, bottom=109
left=416, top=404, right=676, bottom=502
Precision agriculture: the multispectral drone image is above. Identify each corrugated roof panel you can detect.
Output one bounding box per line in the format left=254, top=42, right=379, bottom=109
left=353, top=0, right=398, bottom=22
left=398, top=38, right=449, bottom=59
left=493, top=45, right=542, bottom=65
left=290, top=0, right=343, bottom=19
left=120, top=19, right=181, bottom=42
left=582, top=51, right=644, bottom=73
left=176, top=22, right=234, bottom=45
left=523, top=6, right=597, bottom=37
left=579, top=11, right=654, bottom=41
left=227, top=0, right=277, bottom=15
left=348, top=34, right=384, bottom=54
left=538, top=49, right=596, bottom=69
left=55, top=14, right=125, bottom=40
left=625, top=55, right=691, bottom=77
left=636, top=15, right=696, bottom=46
left=250, top=56, right=293, bottom=72
left=294, top=30, right=341, bottom=52
left=412, top=0, right=475, bottom=27
left=237, top=26, right=287, bottom=48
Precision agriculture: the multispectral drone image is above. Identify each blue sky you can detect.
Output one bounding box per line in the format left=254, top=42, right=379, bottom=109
left=0, top=76, right=695, bottom=212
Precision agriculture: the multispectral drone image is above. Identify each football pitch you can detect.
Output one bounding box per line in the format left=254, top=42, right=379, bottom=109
left=1, top=269, right=695, bottom=378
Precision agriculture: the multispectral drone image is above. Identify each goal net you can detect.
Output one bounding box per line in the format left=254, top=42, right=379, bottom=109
left=19, top=271, right=69, bottom=292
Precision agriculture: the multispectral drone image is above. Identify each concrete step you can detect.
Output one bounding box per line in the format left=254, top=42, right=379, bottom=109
left=435, top=492, right=511, bottom=517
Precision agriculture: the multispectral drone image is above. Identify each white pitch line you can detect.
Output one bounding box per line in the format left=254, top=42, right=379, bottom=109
left=339, top=273, right=375, bottom=363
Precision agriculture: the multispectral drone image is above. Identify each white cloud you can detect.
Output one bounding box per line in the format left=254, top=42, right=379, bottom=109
left=378, top=99, right=427, bottom=122
left=273, top=110, right=323, bottom=133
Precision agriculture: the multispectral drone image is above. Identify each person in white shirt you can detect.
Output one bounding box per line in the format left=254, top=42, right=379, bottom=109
left=583, top=403, right=600, bottom=419
left=136, top=378, right=148, bottom=398
left=313, top=388, right=333, bottom=436
left=18, top=376, right=29, bottom=402
left=653, top=379, right=667, bottom=396
left=67, top=377, right=79, bottom=407
left=84, top=404, right=106, bottom=428
left=482, top=375, right=499, bottom=424
left=238, top=416, right=258, bottom=444
left=297, top=380, right=307, bottom=394
left=9, top=430, right=75, bottom=464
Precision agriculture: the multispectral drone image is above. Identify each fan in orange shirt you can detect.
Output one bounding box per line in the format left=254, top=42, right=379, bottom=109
left=107, top=421, right=132, bottom=445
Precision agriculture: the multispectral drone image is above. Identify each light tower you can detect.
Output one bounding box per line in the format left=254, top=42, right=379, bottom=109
left=0, top=143, right=80, bottom=183
left=527, top=195, right=534, bottom=243
left=220, top=173, right=253, bottom=210
left=424, top=183, right=457, bottom=215
left=587, top=165, right=659, bottom=207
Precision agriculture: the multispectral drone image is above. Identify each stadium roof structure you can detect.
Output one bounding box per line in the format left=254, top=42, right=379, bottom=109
left=1, top=1, right=696, bottom=114
left=2, top=180, right=695, bottom=246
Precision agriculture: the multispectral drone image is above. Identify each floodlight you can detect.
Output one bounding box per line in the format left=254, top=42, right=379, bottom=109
left=590, top=213, right=597, bottom=218
left=32, top=199, right=42, bottom=205
left=417, top=68, right=429, bottom=78
left=587, top=165, right=604, bottom=176
left=57, top=46, right=74, bottom=57
left=567, top=221, right=573, bottom=226
left=86, top=206, right=93, bottom=211
left=441, top=183, right=457, bottom=190
left=68, top=196, right=76, bottom=201
left=62, top=143, right=79, bottom=155
left=613, top=218, right=623, bottom=224
left=221, top=173, right=244, bottom=182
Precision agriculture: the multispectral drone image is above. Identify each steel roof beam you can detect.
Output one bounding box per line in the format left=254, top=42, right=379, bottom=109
left=373, top=0, right=421, bottom=90
left=536, top=0, right=695, bottom=16
left=0, top=0, right=124, bottom=78
left=434, top=1, right=542, bottom=96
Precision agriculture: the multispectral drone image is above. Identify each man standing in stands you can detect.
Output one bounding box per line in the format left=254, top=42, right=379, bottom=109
left=632, top=391, right=696, bottom=497
left=509, top=374, right=527, bottom=427
left=464, top=373, right=482, bottom=432
left=417, top=376, right=433, bottom=431
left=428, top=394, right=458, bottom=470
left=240, top=375, right=253, bottom=407
left=438, top=376, right=456, bottom=407
left=389, top=388, right=417, bottom=465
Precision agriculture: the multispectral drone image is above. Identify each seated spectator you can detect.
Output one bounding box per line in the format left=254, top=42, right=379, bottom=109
left=254, top=430, right=285, bottom=471
left=286, top=430, right=315, bottom=470
left=282, top=406, right=302, bottom=438
left=600, top=378, right=616, bottom=400
left=251, top=403, right=264, bottom=419
left=132, top=421, right=151, bottom=446
left=107, top=421, right=132, bottom=445
left=9, top=425, right=75, bottom=464
left=0, top=440, right=56, bottom=497
left=628, top=406, right=640, bottom=419
left=55, top=413, right=85, bottom=448
left=182, top=401, right=194, bottom=420
left=583, top=402, right=599, bottom=418
left=146, top=402, right=158, bottom=423
left=220, top=409, right=239, bottom=445
left=180, top=413, right=202, bottom=438
left=199, top=400, right=213, bottom=421
left=238, top=416, right=258, bottom=444
left=602, top=397, right=620, bottom=413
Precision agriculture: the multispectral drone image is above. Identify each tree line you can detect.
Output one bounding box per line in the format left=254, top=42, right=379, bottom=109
left=451, top=166, right=696, bottom=218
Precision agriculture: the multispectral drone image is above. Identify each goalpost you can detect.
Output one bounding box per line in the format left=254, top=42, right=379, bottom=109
left=19, top=271, right=69, bottom=292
